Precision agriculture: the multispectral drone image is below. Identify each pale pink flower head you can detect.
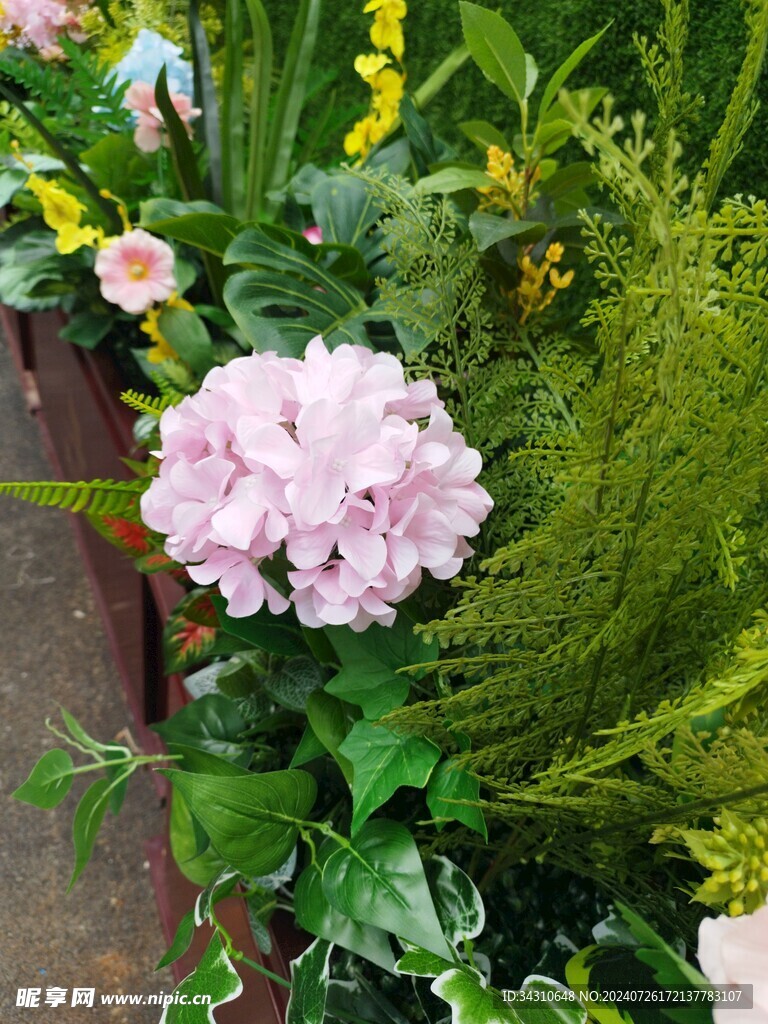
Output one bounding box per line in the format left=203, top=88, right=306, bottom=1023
left=140, top=336, right=492, bottom=630
left=0, top=0, right=83, bottom=52
left=698, top=906, right=768, bottom=1024
left=125, top=81, right=201, bottom=153
left=94, top=229, right=177, bottom=315
left=302, top=226, right=323, bottom=245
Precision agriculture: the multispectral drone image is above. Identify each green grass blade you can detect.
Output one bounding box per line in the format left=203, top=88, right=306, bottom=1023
left=263, top=0, right=321, bottom=219
left=244, top=0, right=273, bottom=220
left=221, top=0, right=246, bottom=216
left=189, top=0, right=223, bottom=206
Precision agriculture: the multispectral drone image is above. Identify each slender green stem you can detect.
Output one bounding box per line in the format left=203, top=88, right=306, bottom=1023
left=66, top=754, right=182, bottom=777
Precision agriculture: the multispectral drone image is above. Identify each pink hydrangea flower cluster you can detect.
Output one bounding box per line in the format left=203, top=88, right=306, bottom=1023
left=141, top=336, right=493, bottom=631
left=124, top=81, right=201, bottom=154
left=0, top=0, right=85, bottom=53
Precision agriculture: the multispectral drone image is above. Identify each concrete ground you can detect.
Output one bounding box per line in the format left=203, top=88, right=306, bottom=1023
left=0, top=334, right=172, bottom=1023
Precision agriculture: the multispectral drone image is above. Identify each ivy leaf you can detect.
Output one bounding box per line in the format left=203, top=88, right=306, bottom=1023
left=324, top=616, right=437, bottom=719
left=427, top=758, right=488, bottom=839
left=156, top=910, right=196, bottom=971
left=425, top=856, right=486, bottom=947
left=518, top=977, right=588, bottom=1024
left=151, top=694, right=249, bottom=761
left=431, top=966, right=518, bottom=1024
left=286, top=937, right=333, bottom=1024
left=338, top=720, right=441, bottom=833
left=322, top=819, right=451, bottom=959
left=159, top=933, right=243, bottom=1023
left=161, top=768, right=317, bottom=876
left=305, top=691, right=359, bottom=783
left=395, top=947, right=456, bottom=979
left=294, top=840, right=395, bottom=972
left=68, top=777, right=111, bottom=891
left=12, top=749, right=74, bottom=809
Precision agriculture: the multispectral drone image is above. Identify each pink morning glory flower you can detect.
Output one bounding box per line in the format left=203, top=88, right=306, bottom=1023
left=94, top=229, right=177, bottom=315
left=140, top=335, right=493, bottom=630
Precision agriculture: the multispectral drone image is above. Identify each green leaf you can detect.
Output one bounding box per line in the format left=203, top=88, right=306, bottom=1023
left=468, top=212, right=547, bottom=252
left=294, top=840, right=395, bottom=971
left=68, top=777, right=111, bottom=891
left=339, top=720, right=441, bottom=833
left=139, top=211, right=239, bottom=258
left=243, top=0, right=273, bottom=219
left=195, top=867, right=239, bottom=925
left=519, top=977, right=588, bottom=1024
left=161, top=768, right=317, bottom=876
left=151, top=694, right=249, bottom=760
left=159, top=933, right=243, bottom=1023
left=58, top=310, right=114, bottom=350
left=614, top=902, right=709, bottom=989
left=310, top=173, right=385, bottom=262
left=59, top=708, right=116, bottom=754
left=538, top=23, right=611, bottom=117
left=425, top=856, right=485, bottom=947
left=212, top=594, right=309, bottom=657
left=158, top=307, right=216, bottom=376
left=168, top=744, right=251, bottom=778
left=322, top=819, right=451, bottom=959
left=459, top=2, right=528, bottom=105
left=154, top=66, right=205, bottom=202
left=214, top=652, right=262, bottom=700
left=459, top=120, right=511, bottom=154
left=415, top=166, right=494, bottom=196
left=431, top=967, right=517, bottom=1024
left=324, top=616, right=438, bottom=719
left=169, top=789, right=228, bottom=887
left=189, top=0, right=222, bottom=206
left=220, top=0, right=245, bottom=214
left=163, top=591, right=244, bottom=674
left=286, top=936, right=333, bottom=1024
left=427, top=758, right=488, bottom=839
left=156, top=909, right=196, bottom=971
left=223, top=225, right=392, bottom=355
left=13, top=749, right=74, bottom=808
left=305, top=690, right=359, bottom=783
left=289, top=723, right=327, bottom=768
left=80, top=133, right=148, bottom=199
left=395, top=946, right=456, bottom=978
left=265, top=656, right=325, bottom=711
left=538, top=162, right=595, bottom=200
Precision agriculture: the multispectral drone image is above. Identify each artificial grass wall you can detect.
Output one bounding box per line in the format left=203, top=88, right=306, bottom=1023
left=265, top=0, right=767, bottom=198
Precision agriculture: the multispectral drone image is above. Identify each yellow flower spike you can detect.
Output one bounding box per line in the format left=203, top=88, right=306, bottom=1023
left=354, top=52, right=391, bottom=79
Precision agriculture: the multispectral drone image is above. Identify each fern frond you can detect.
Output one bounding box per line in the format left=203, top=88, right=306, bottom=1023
left=0, top=478, right=149, bottom=516
left=120, top=390, right=170, bottom=418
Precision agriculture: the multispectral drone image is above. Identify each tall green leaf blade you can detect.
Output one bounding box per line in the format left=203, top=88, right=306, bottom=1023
left=244, top=0, right=273, bottom=218
left=161, top=768, right=317, bottom=876
left=12, top=749, right=74, bottom=809
left=263, top=0, right=321, bottom=215
left=286, top=936, right=333, bottom=1024
left=221, top=0, right=245, bottom=215
left=322, top=819, right=451, bottom=959
left=339, top=720, right=441, bottom=833
left=538, top=23, right=611, bottom=117
left=459, top=2, right=528, bottom=105
left=154, top=66, right=205, bottom=202
left=159, top=933, right=243, bottom=1023
left=189, top=0, right=223, bottom=205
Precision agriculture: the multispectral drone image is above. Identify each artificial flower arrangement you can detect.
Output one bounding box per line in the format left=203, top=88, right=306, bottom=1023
left=4, top=0, right=768, bottom=1022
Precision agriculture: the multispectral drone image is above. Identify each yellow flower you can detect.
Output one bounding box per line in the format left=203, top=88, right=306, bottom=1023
left=26, top=173, right=85, bottom=232
left=140, top=293, right=194, bottom=364
left=545, top=242, right=565, bottom=263
left=549, top=267, right=574, bottom=290
left=372, top=67, right=405, bottom=105
left=55, top=222, right=104, bottom=255
left=354, top=52, right=391, bottom=79
left=371, top=14, right=405, bottom=61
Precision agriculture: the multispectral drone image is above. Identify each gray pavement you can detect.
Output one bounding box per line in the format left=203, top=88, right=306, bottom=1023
left=0, top=334, right=173, bottom=1023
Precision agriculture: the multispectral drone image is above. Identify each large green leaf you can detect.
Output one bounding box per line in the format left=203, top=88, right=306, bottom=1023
left=305, top=690, right=359, bottom=783
left=158, top=307, right=217, bottom=375
left=161, top=767, right=317, bottom=876
left=221, top=0, right=246, bottom=215
left=151, top=694, right=249, bottom=760
left=159, top=933, right=243, bottom=1023
left=459, top=120, right=511, bottom=154
left=311, top=173, right=385, bottom=263
left=459, top=2, right=529, bottom=104
left=169, top=789, right=228, bottom=888
left=139, top=208, right=240, bottom=258
left=322, top=819, right=451, bottom=959
left=538, top=23, right=611, bottom=117
left=12, top=749, right=74, bottom=809
left=286, top=936, right=332, bottom=1024
left=415, top=166, right=494, bottom=196
left=426, top=758, right=488, bottom=839
left=468, top=212, right=546, bottom=252
left=295, top=840, right=395, bottom=971
left=223, top=225, right=394, bottom=356
left=338, top=720, right=441, bottom=833
left=431, top=967, right=518, bottom=1024
left=324, top=616, right=438, bottom=719
left=212, top=594, right=309, bottom=657
left=154, top=66, right=205, bottom=202
left=425, top=856, right=485, bottom=946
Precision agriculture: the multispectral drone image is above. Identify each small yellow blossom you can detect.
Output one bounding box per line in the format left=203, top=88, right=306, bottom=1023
left=55, top=222, right=104, bottom=255
left=354, top=52, right=391, bottom=79
left=514, top=242, right=574, bottom=324
left=366, top=0, right=407, bottom=61
left=26, top=173, right=86, bottom=232
left=477, top=145, right=540, bottom=216
left=141, top=293, right=195, bottom=364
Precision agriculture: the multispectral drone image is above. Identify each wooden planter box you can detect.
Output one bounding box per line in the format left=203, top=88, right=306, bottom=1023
left=2, top=306, right=300, bottom=1022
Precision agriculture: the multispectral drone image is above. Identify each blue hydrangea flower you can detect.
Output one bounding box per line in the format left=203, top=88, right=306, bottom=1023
left=113, top=29, right=194, bottom=97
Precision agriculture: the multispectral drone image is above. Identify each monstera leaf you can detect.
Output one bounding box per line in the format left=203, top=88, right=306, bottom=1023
left=223, top=226, right=428, bottom=356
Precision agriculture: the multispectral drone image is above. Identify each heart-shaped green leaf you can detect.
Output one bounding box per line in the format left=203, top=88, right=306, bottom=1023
left=13, top=748, right=74, bottom=809
left=161, top=768, right=316, bottom=876
left=322, top=819, right=451, bottom=959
